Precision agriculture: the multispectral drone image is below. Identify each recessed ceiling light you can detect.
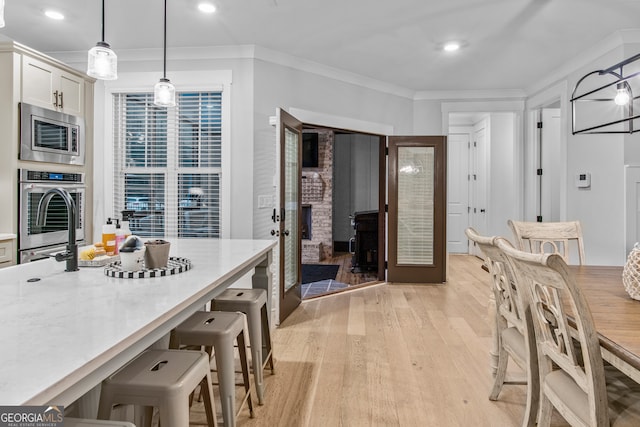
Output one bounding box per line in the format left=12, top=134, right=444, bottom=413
left=443, top=42, right=461, bottom=52
left=198, top=3, right=217, bottom=13
left=44, top=10, right=65, bottom=20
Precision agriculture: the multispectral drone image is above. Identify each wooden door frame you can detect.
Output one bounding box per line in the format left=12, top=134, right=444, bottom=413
left=377, top=134, right=386, bottom=281
left=301, top=126, right=386, bottom=283
left=387, top=135, right=447, bottom=283
left=278, top=109, right=302, bottom=323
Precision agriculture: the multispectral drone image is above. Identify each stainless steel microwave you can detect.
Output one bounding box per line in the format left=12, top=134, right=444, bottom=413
left=20, top=102, right=85, bottom=165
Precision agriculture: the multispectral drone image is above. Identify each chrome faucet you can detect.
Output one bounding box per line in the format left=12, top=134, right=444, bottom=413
left=36, top=187, right=79, bottom=272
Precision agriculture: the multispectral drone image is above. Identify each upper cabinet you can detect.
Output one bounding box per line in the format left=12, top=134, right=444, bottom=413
left=21, top=55, right=84, bottom=117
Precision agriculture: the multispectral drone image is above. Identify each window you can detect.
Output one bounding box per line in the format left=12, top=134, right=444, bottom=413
left=113, top=91, right=222, bottom=238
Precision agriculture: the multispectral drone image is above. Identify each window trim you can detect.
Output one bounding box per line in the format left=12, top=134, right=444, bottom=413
left=101, top=70, right=232, bottom=238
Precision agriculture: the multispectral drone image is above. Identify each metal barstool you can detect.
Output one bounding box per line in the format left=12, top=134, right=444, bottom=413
left=171, top=310, right=254, bottom=427
left=212, top=288, right=275, bottom=405
left=97, top=349, right=217, bottom=427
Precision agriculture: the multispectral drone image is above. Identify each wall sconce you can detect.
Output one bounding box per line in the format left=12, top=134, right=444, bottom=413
left=87, top=0, right=117, bottom=80
left=154, top=0, right=175, bottom=107
left=571, top=53, right=640, bottom=134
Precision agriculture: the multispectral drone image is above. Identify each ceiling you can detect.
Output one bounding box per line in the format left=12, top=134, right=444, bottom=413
left=2, top=0, right=640, bottom=94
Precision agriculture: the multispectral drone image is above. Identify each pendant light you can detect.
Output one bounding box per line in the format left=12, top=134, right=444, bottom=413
left=0, top=0, right=5, bottom=28
left=87, top=0, right=117, bottom=80
left=614, top=82, right=631, bottom=106
left=154, top=0, right=175, bottom=107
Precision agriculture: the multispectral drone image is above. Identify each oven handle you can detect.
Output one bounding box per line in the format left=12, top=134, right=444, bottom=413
left=22, top=183, right=85, bottom=190
left=20, top=245, right=69, bottom=263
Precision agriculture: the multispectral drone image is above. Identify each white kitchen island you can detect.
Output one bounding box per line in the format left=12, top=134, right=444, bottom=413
left=0, top=238, right=276, bottom=407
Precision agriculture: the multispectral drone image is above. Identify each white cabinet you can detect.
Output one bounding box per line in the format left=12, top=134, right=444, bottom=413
left=22, top=55, right=84, bottom=117
left=0, top=237, right=15, bottom=268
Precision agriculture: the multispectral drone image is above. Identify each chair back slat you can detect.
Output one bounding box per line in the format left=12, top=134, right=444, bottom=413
left=508, top=220, right=586, bottom=265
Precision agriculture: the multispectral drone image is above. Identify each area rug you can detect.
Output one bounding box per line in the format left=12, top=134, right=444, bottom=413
left=301, top=279, right=349, bottom=299
left=301, top=264, right=340, bottom=284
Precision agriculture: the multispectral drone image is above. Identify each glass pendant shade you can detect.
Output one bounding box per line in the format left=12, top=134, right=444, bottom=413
left=154, top=78, right=176, bottom=107
left=0, top=0, right=5, bottom=28
left=87, top=41, right=118, bottom=80
left=615, top=83, right=631, bottom=106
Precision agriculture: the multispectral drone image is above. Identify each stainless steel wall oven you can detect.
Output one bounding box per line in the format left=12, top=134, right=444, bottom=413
left=19, top=169, right=86, bottom=263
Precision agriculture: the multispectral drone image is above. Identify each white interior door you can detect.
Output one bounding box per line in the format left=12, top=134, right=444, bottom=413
left=540, top=108, right=561, bottom=222
left=469, top=121, right=488, bottom=256
left=447, top=133, right=470, bottom=253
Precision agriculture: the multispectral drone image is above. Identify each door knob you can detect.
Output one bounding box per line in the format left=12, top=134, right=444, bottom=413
left=283, top=230, right=290, bottom=236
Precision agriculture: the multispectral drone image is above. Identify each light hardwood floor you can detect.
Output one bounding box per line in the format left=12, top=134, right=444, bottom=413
left=327, top=252, right=379, bottom=286
left=190, top=254, right=571, bottom=426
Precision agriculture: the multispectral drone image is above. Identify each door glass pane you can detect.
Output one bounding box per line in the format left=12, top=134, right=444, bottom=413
left=397, top=146, right=434, bottom=264
left=284, top=127, right=299, bottom=291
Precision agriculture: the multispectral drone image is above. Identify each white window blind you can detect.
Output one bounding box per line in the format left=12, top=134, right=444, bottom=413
left=113, top=91, right=222, bottom=238
left=397, top=146, right=434, bottom=264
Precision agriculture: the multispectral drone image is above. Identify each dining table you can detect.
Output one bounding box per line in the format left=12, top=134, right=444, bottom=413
left=571, top=265, right=640, bottom=383
left=0, top=238, right=276, bottom=409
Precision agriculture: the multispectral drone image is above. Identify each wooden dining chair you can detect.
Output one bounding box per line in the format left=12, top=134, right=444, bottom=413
left=507, top=220, right=586, bottom=265
left=497, top=240, right=640, bottom=427
left=465, top=227, right=538, bottom=427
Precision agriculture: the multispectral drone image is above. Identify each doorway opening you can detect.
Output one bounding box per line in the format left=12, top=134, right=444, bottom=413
left=447, top=111, right=520, bottom=257
left=299, top=126, right=383, bottom=299
left=536, top=103, right=562, bottom=223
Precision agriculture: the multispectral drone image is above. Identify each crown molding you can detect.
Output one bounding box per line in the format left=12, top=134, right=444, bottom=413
left=45, top=29, right=640, bottom=104
left=252, top=46, right=416, bottom=99
left=413, top=89, right=526, bottom=101
left=48, top=44, right=417, bottom=100
left=525, top=29, right=640, bottom=97
left=47, top=44, right=256, bottom=64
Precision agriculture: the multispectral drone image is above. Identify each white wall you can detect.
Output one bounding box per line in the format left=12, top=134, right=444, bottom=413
left=565, top=48, right=626, bottom=264
left=487, top=113, right=518, bottom=239
left=252, top=58, right=415, bottom=240
left=413, top=99, right=444, bottom=134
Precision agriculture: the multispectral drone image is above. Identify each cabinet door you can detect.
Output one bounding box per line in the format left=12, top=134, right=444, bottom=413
left=58, top=71, right=83, bottom=117
left=22, top=55, right=55, bottom=108
left=0, top=239, right=14, bottom=267
left=21, top=55, right=84, bottom=116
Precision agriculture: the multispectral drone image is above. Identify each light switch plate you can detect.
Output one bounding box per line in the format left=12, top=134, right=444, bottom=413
left=576, top=172, right=591, bottom=188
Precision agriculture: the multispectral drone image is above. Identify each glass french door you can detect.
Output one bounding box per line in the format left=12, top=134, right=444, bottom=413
left=387, top=136, right=447, bottom=283
left=277, top=109, right=302, bottom=322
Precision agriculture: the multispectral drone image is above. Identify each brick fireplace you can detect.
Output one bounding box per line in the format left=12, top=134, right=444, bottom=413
left=301, top=130, right=333, bottom=263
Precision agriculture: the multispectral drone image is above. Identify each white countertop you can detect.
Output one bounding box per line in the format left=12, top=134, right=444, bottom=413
left=0, top=238, right=276, bottom=405
left=0, top=233, right=17, bottom=240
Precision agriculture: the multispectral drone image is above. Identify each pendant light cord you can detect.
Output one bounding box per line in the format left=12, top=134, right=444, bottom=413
left=101, top=0, right=105, bottom=43
left=163, top=0, right=167, bottom=79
